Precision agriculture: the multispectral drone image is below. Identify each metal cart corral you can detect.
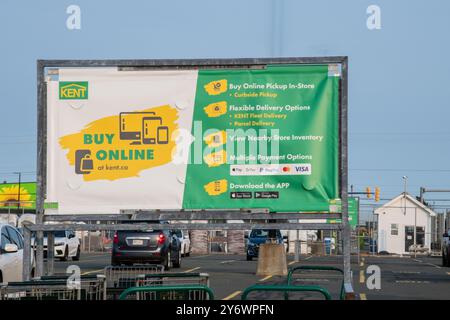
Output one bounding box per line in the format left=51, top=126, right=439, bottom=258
left=119, top=284, right=214, bottom=300
left=0, top=275, right=106, bottom=300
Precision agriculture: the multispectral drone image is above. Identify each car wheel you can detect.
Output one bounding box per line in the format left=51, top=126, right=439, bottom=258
left=72, top=246, right=81, bottom=261
left=164, top=250, right=171, bottom=271
left=246, top=255, right=252, bottom=261
left=173, top=250, right=181, bottom=268
left=443, top=252, right=447, bottom=267
left=60, top=246, right=69, bottom=261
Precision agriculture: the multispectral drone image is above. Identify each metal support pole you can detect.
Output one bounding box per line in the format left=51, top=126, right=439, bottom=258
left=294, top=229, right=300, bottom=261
left=414, top=208, right=417, bottom=258
left=47, top=232, right=54, bottom=276
left=35, top=60, right=46, bottom=278
left=35, top=230, right=44, bottom=277
left=340, top=57, right=352, bottom=288
left=22, top=225, right=32, bottom=281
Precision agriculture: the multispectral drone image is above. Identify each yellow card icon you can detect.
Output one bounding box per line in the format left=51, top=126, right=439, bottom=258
left=204, top=179, right=228, bottom=196
left=204, top=130, right=227, bottom=148
left=204, top=101, right=227, bottom=118
left=204, top=149, right=227, bottom=167
left=204, top=79, right=228, bottom=95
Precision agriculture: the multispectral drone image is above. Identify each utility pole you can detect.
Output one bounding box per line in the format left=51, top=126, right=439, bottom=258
left=13, top=172, right=21, bottom=209
left=414, top=207, right=417, bottom=258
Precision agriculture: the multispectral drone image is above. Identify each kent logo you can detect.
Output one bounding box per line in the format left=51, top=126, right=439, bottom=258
left=59, top=81, right=88, bottom=100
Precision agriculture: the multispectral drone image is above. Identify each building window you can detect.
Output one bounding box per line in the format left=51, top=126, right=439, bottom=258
left=391, top=224, right=399, bottom=236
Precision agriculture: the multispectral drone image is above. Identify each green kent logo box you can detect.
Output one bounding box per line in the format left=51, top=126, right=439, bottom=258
left=59, top=81, right=88, bottom=100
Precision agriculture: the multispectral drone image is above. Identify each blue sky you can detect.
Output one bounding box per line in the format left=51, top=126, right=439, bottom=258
left=1, top=0, right=450, bottom=221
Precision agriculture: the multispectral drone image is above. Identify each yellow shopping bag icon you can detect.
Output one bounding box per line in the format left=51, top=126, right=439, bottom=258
left=204, top=79, right=227, bottom=95
left=204, top=101, right=227, bottom=118
left=204, top=179, right=227, bottom=196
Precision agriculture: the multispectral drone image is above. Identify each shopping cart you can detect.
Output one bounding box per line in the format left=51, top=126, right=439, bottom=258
left=0, top=275, right=106, bottom=300
left=286, top=266, right=345, bottom=300
left=119, top=285, right=215, bottom=300
left=131, top=272, right=210, bottom=300
left=104, top=264, right=165, bottom=299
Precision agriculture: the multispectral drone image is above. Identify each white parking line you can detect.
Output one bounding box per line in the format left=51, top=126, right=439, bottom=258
left=426, top=262, right=441, bottom=269
left=395, top=280, right=430, bottom=284
left=81, top=269, right=103, bottom=275
left=219, top=260, right=236, bottom=264
left=183, top=267, right=200, bottom=273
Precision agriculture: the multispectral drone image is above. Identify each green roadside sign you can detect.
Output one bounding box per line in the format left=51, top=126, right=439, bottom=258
left=327, top=197, right=359, bottom=229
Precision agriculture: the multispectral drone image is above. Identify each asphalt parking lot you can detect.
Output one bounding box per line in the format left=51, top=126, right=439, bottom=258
left=52, top=252, right=450, bottom=300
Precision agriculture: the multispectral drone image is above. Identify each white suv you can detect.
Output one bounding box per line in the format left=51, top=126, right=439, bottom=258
left=174, top=230, right=191, bottom=257
left=0, top=224, right=35, bottom=283
left=33, top=230, right=81, bottom=261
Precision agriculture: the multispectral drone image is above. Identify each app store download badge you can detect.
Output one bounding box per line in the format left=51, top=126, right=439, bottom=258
left=204, top=179, right=228, bottom=196
left=204, top=79, right=227, bottom=95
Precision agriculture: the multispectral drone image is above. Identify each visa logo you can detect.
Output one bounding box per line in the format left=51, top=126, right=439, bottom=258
left=294, top=166, right=310, bottom=172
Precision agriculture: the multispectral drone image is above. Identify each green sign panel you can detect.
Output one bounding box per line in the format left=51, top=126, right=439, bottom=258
left=327, top=197, right=359, bottom=229
left=182, top=65, right=340, bottom=212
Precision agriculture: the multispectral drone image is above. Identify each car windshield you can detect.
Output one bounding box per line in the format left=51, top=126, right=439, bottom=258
left=43, top=231, right=66, bottom=238
left=250, top=229, right=281, bottom=238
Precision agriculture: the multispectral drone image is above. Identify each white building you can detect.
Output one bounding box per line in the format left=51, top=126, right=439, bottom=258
left=375, top=193, right=436, bottom=255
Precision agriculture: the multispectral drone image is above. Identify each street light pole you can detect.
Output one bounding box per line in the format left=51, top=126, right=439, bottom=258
left=403, top=176, right=408, bottom=215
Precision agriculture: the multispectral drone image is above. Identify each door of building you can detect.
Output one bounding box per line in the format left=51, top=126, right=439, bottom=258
left=405, top=226, right=414, bottom=252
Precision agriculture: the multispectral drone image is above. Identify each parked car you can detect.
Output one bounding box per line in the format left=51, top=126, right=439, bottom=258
left=111, top=225, right=181, bottom=270
left=245, top=229, right=286, bottom=261
left=32, top=230, right=80, bottom=261
left=174, top=229, right=191, bottom=257
left=0, top=224, right=35, bottom=283
left=442, top=229, right=450, bottom=267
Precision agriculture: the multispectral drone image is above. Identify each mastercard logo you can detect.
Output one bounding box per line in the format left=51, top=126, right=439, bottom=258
left=282, top=166, right=290, bottom=172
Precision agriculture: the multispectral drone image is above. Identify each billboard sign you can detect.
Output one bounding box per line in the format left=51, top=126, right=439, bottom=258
left=0, top=182, right=36, bottom=209
left=44, top=62, right=342, bottom=214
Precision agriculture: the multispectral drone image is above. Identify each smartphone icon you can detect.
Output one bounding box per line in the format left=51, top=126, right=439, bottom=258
left=157, top=126, right=169, bottom=144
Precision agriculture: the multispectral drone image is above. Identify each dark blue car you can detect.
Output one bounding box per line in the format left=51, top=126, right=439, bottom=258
left=245, top=229, right=285, bottom=261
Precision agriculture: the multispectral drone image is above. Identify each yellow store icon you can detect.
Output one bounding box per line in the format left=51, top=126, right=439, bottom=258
left=204, top=179, right=228, bottom=196
left=204, top=80, right=227, bottom=95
